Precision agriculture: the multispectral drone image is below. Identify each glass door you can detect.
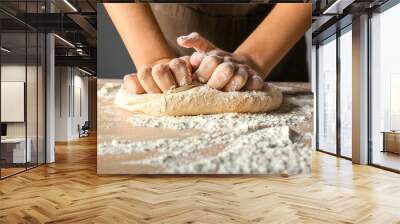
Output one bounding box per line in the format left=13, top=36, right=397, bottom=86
left=1, top=30, right=28, bottom=178
left=317, top=35, right=337, bottom=154
left=370, top=2, right=400, bottom=171
left=339, top=26, right=352, bottom=158
left=0, top=1, right=47, bottom=179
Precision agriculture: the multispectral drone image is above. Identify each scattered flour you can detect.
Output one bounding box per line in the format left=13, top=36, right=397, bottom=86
left=98, top=82, right=313, bottom=175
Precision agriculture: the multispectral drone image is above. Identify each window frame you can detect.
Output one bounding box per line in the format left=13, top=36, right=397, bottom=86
left=315, top=21, right=353, bottom=161
left=0, top=0, right=48, bottom=180
left=367, top=0, right=400, bottom=173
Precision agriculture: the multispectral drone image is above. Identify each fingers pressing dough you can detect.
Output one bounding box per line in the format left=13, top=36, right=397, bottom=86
left=169, top=58, right=192, bottom=87
left=123, top=74, right=145, bottom=94
left=179, top=55, right=193, bottom=73
left=189, top=52, right=204, bottom=70
left=223, top=66, right=249, bottom=92
left=242, top=69, right=264, bottom=91
left=137, top=66, right=162, bottom=94
left=152, top=64, right=177, bottom=93
left=194, top=55, right=223, bottom=83
left=207, top=62, right=235, bottom=90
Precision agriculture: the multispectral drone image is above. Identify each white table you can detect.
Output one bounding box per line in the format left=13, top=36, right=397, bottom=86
left=1, top=138, right=31, bottom=163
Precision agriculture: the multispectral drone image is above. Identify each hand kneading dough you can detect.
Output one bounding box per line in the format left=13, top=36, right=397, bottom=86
left=114, top=84, right=283, bottom=116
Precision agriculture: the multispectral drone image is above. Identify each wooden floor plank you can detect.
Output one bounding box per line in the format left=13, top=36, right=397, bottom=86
left=1, top=135, right=400, bottom=223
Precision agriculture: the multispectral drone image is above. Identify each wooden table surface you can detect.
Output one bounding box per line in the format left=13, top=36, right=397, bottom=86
left=97, top=79, right=313, bottom=174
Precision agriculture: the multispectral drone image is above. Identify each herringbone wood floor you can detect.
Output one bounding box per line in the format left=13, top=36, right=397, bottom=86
left=1, top=135, right=400, bottom=224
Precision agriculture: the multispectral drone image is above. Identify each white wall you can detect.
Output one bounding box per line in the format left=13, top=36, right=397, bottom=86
left=55, top=67, right=89, bottom=141
left=55, top=66, right=70, bottom=141
left=71, top=73, right=89, bottom=138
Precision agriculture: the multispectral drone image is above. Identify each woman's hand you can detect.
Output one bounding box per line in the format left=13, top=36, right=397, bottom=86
left=177, top=32, right=265, bottom=92
left=123, top=56, right=192, bottom=94
left=124, top=32, right=266, bottom=94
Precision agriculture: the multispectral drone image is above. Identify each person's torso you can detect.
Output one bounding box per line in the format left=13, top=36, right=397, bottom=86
left=151, top=4, right=309, bottom=82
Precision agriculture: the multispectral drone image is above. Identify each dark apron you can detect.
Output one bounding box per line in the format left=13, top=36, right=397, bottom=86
left=151, top=4, right=309, bottom=82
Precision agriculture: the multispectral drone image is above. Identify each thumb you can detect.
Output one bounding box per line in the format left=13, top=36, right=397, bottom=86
left=177, top=32, right=216, bottom=53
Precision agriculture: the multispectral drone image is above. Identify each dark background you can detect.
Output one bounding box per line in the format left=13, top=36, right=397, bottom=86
left=97, top=4, right=135, bottom=78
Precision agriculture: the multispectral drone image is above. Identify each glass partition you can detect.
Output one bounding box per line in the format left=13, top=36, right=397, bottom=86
left=1, top=31, right=28, bottom=177
left=370, top=3, right=400, bottom=171
left=27, top=31, right=38, bottom=169
left=38, top=32, right=45, bottom=165
left=339, top=27, right=352, bottom=158
left=26, top=0, right=44, bottom=169
left=317, top=35, right=337, bottom=154
left=0, top=1, right=46, bottom=179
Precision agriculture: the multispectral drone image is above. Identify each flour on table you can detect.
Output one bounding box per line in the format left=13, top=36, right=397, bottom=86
left=98, top=82, right=313, bottom=175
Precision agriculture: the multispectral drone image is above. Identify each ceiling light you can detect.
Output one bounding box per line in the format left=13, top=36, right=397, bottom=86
left=54, top=34, right=75, bottom=48
left=78, top=67, right=93, bottom=76
left=76, top=48, right=86, bottom=56
left=63, top=0, right=78, bottom=12
left=1, top=47, right=11, bottom=53
left=323, top=0, right=355, bottom=15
